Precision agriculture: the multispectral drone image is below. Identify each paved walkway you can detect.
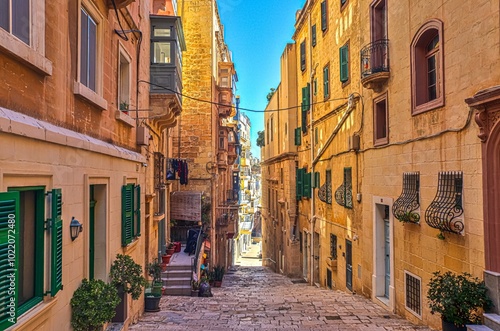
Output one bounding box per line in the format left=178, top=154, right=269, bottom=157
left=130, top=250, right=434, bottom=331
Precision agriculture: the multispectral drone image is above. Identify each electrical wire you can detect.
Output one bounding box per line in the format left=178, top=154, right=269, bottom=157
left=138, top=80, right=351, bottom=113
left=111, top=0, right=129, bottom=41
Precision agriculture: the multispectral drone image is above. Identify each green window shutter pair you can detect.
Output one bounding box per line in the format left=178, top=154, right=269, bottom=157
left=122, top=184, right=141, bottom=246
left=301, top=84, right=310, bottom=112
left=0, top=189, right=63, bottom=329
left=50, top=189, right=63, bottom=297
left=323, top=66, right=330, bottom=98
left=0, top=192, right=19, bottom=329
left=340, top=44, right=349, bottom=83
left=321, top=1, right=327, bottom=31
left=296, top=168, right=303, bottom=200
left=294, top=127, right=302, bottom=146
left=296, top=169, right=312, bottom=199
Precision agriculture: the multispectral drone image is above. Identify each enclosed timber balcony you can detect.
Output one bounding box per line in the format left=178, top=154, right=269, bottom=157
left=149, top=15, right=186, bottom=130
left=217, top=62, right=235, bottom=118
left=360, top=39, right=390, bottom=91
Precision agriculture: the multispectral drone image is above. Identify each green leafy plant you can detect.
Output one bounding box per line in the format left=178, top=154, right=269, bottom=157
left=70, top=278, right=120, bottom=331
left=395, top=211, right=420, bottom=223
left=191, top=280, right=200, bottom=290
left=427, top=271, right=493, bottom=327
left=109, top=254, right=147, bottom=300
left=146, top=258, right=163, bottom=284
left=119, top=101, right=129, bottom=111
left=256, top=130, right=265, bottom=147
left=212, top=265, right=225, bottom=281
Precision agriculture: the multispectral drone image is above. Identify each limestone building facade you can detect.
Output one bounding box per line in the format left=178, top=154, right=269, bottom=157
left=0, top=0, right=185, bottom=329
left=262, top=0, right=500, bottom=329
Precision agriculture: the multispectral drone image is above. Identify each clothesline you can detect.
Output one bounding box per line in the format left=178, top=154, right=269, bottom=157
left=167, top=158, right=189, bottom=185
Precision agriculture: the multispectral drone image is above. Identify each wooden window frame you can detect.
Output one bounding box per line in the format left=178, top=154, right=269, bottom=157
left=410, top=19, right=444, bottom=115
left=373, top=92, right=389, bottom=146
left=300, top=40, right=306, bottom=72
left=74, top=0, right=107, bottom=110
left=0, top=0, right=52, bottom=75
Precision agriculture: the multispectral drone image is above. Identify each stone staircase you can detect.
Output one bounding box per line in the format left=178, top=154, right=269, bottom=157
left=468, top=314, right=500, bottom=331
left=162, top=264, right=192, bottom=296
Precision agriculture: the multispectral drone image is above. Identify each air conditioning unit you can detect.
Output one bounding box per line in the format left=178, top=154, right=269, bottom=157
left=348, top=134, right=360, bottom=151
left=136, top=126, right=150, bottom=146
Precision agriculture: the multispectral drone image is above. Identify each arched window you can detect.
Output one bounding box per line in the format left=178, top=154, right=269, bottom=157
left=410, top=19, right=444, bottom=115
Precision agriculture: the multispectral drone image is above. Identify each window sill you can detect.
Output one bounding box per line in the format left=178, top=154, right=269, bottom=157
left=0, top=31, right=52, bottom=76
left=115, top=110, right=135, bottom=127
left=412, top=98, right=444, bottom=116
left=9, top=297, right=58, bottom=331
left=373, top=138, right=388, bottom=147
left=73, top=81, right=108, bottom=110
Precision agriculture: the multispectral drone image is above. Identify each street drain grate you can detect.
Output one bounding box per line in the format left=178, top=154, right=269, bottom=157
left=325, top=316, right=341, bottom=320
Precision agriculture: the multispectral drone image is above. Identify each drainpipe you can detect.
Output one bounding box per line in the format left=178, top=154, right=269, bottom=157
left=308, top=6, right=316, bottom=286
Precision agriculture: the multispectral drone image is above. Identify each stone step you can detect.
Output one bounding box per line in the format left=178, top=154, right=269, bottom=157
left=468, top=325, right=493, bottom=331
left=164, top=285, right=192, bottom=296
left=485, top=313, right=500, bottom=331
left=162, top=269, right=191, bottom=279
left=165, top=264, right=192, bottom=271
left=162, top=277, right=191, bottom=287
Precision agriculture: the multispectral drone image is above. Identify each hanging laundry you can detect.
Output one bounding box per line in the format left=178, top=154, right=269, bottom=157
left=166, top=159, right=176, bottom=180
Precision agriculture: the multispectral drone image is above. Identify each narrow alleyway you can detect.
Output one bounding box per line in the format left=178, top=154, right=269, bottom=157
left=130, top=243, right=433, bottom=331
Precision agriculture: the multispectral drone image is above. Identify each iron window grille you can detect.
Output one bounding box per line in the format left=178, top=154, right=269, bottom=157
left=330, top=234, right=338, bottom=259
left=392, top=172, right=420, bottom=223
left=318, top=170, right=332, bottom=204
left=405, top=271, right=422, bottom=318
left=425, top=171, right=464, bottom=235
left=335, top=168, right=353, bottom=208
left=154, top=152, right=165, bottom=189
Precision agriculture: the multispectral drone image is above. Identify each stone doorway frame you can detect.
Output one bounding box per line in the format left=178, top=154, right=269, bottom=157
left=466, top=85, right=500, bottom=313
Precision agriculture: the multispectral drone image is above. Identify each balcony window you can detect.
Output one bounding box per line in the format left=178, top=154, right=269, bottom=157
left=411, top=19, right=444, bottom=115
left=153, top=42, right=172, bottom=64
left=373, top=93, right=388, bottom=145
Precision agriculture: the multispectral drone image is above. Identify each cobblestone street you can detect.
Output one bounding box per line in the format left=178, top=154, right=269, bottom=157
left=130, top=246, right=433, bottom=331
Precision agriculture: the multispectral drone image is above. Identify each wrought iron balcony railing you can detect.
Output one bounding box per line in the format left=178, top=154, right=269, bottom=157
left=360, top=39, right=390, bottom=88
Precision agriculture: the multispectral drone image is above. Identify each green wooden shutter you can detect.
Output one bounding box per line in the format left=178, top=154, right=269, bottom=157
left=134, top=185, right=141, bottom=237
left=314, top=172, right=320, bottom=188
left=323, top=66, right=329, bottom=98
left=122, top=184, right=134, bottom=246
left=321, top=1, right=327, bottom=31
left=300, top=41, right=306, bottom=71
left=303, top=171, right=311, bottom=198
left=294, top=127, right=302, bottom=146
left=312, top=25, right=317, bottom=46
left=51, top=189, right=63, bottom=297
left=340, top=44, right=349, bottom=83
left=296, top=168, right=303, bottom=200
left=0, top=191, right=19, bottom=329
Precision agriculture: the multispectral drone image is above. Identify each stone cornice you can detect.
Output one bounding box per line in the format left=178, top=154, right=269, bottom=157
left=261, top=152, right=297, bottom=166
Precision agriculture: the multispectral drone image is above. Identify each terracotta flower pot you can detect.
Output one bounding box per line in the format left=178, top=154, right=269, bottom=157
left=162, top=254, right=172, bottom=264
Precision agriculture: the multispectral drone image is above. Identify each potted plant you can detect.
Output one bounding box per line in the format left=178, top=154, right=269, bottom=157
left=109, top=254, right=147, bottom=322
left=70, top=278, right=120, bottom=331
left=145, top=258, right=163, bottom=312
left=166, top=242, right=175, bottom=256
left=191, top=280, right=200, bottom=297
left=212, top=265, right=225, bottom=287
left=427, top=271, right=493, bottom=331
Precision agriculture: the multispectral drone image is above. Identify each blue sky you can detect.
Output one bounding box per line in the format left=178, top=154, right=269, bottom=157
left=218, top=0, right=306, bottom=158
